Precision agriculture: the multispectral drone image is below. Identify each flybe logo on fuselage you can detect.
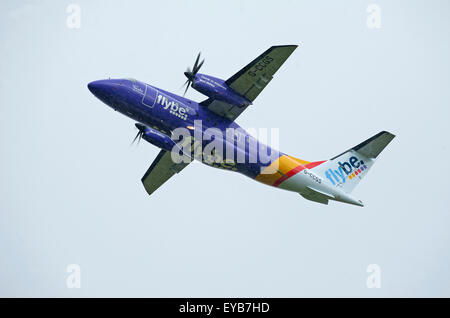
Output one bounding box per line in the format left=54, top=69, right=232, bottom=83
left=156, top=94, right=188, bottom=120
left=325, top=156, right=368, bottom=185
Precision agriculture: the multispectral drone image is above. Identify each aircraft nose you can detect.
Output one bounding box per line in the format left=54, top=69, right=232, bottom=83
left=87, top=79, right=116, bottom=104
left=87, top=80, right=105, bottom=96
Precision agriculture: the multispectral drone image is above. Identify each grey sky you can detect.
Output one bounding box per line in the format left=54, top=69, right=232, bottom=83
left=0, top=0, right=449, bottom=297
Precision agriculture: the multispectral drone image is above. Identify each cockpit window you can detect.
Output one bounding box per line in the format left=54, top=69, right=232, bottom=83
left=126, top=78, right=137, bottom=83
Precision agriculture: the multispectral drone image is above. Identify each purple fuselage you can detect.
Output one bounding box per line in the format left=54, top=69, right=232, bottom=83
left=88, top=78, right=282, bottom=179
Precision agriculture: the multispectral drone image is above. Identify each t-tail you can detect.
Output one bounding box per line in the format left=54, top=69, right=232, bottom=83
left=308, top=131, right=395, bottom=205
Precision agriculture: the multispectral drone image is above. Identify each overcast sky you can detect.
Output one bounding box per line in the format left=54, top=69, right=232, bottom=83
left=1, top=0, right=449, bottom=297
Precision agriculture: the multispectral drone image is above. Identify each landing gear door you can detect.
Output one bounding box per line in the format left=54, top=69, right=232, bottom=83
left=142, top=85, right=158, bottom=108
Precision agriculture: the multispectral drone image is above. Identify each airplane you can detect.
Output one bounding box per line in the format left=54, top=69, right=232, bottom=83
left=88, top=45, right=395, bottom=206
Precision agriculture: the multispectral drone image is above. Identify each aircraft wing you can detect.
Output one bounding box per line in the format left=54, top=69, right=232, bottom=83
left=201, top=45, right=298, bottom=121
left=141, top=149, right=190, bottom=196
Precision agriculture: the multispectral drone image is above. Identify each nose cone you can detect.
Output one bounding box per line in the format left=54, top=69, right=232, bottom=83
left=87, top=80, right=106, bottom=96
left=87, top=79, right=116, bottom=105
left=87, top=81, right=95, bottom=93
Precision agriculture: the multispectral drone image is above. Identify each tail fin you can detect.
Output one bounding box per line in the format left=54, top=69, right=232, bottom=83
left=311, top=131, right=395, bottom=193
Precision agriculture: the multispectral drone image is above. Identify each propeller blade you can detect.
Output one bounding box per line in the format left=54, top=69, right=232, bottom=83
left=180, top=78, right=190, bottom=90
left=131, top=131, right=141, bottom=145
left=193, top=52, right=201, bottom=73
left=132, top=123, right=146, bottom=145
left=182, top=52, right=204, bottom=96
left=183, top=80, right=191, bottom=96
left=196, top=59, right=204, bottom=73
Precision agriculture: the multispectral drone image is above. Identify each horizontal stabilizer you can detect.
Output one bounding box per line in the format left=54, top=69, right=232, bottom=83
left=331, top=131, right=395, bottom=160
left=299, top=187, right=334, bottom=205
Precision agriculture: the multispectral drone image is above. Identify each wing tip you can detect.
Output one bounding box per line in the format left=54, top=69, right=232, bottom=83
left=271, top=44, right=299, bottom=49
left=381, top=130, right=396, bottom=139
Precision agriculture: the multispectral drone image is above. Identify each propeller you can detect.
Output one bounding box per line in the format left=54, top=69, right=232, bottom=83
left=131, top=123, right=146, bottom=145
left=182, top=52, right=204, bottom=96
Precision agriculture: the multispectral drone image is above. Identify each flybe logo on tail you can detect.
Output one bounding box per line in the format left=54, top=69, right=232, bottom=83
left=325, top=156, right=368, bottom=185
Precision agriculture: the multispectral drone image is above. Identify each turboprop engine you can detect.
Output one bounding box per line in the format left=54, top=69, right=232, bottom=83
left=192, top=74, right=251, bottom=108
left=133, top=123, right=176, bottom=152
left=182, top=52, right=251, bottom=108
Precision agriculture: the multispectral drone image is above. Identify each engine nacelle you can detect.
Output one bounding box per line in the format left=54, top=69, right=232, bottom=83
left=142, top=127, right=177, bottom=152
left=192, top=74, right=251, bottom=107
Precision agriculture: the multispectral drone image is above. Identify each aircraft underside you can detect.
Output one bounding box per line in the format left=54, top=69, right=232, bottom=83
left=88, top=45, right=395, bottom=206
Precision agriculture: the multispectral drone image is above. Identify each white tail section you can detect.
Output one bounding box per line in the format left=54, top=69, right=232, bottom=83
left=311, top=131, right=395, bottom=193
